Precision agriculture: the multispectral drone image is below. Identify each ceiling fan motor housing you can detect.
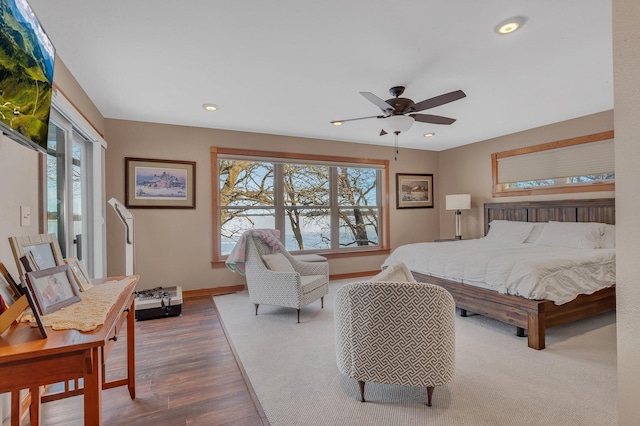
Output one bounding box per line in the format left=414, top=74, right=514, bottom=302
left=385, top=97, right=415, bottom=114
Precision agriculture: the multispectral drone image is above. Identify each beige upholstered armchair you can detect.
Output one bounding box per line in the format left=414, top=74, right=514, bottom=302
left=334, top=280, right=455, bottom=406
left=245, top=234, right=329, bottom=323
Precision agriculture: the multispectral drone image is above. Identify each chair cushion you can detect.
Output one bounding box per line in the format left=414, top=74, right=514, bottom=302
left=370, top=261, right=416, bottom=282
left=300, top=275, right=327, bottom=294
left=262, top=253, right=295, bottom=272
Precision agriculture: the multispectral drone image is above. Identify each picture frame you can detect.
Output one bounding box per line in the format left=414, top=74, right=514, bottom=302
left=64, top=257, right=93, bottom=291
left=125, top=157, right=196, bottom=209
left=0, top=273, right=18, bottom=306
left=8, top=234, right=64, bottom=275
left=396, top=173, right=434, bottom=209
left=19, top=254, right=38, bottom=273
left=25, top=265, right=82, bottom=316
left=0, top=261, right=23, bottom=297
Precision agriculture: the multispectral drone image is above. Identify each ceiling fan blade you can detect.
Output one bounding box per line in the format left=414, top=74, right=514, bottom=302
left=412, top=90, right=466, bottom=112
left=330, top=115, right=384, bottom=125
left=360, top=92, right=395, bottom=113
left=410, top=114, right=457, bottom=125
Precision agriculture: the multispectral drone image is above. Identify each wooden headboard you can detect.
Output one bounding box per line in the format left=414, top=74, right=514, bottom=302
left=483, top=198, right=615, bottom=235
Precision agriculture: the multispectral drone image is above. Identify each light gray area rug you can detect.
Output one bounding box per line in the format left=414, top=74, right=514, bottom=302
left=213, top=280, right=617, bottom=426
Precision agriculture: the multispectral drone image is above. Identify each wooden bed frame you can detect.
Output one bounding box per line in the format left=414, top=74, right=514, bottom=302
left=412, top=198, right=616, bottom=350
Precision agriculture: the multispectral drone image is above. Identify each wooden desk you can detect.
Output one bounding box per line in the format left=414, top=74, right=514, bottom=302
left=0, top=276, right=138, bottom=426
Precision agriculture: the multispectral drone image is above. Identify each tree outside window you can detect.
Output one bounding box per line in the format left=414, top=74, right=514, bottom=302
left=218, top=158, right=382, bottom=255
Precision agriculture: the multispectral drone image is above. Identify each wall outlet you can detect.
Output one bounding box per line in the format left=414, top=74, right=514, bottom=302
left=20, top=206, right=31, bottom=227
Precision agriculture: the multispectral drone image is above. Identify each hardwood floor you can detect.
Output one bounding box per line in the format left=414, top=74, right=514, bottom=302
left=32, top=297, right=268, bottom=426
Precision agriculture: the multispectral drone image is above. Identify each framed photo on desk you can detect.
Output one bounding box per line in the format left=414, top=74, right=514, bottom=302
left=8, top=234, right=64, bottom=275
left=26, top=265, right=82, bottom=315
left=64, top=257, right=93, bottom=291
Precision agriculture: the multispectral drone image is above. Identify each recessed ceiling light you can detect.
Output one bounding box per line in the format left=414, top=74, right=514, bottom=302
left=203, top=103, right=218, bottom=111
left=495, top=16, right=525, bottom=35
left=331, top=121, right=343, bottom=126
left=424, top=133, right=435, bottom=138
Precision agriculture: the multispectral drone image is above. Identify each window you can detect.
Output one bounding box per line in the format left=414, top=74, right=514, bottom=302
left=492, top=131, right=614, bottom=197
left=212, top=147, right=389, bottom=263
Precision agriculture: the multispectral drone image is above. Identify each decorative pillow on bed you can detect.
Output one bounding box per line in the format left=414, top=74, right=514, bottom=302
left=534, top=221, right=605, bottom=249
left=600, top=224, right=616, bottom=249
left=262, top=253, right=295, bottom=272
left=371, top=262, right=417, bottom=282
left=484, top=220, right=534, bottom=244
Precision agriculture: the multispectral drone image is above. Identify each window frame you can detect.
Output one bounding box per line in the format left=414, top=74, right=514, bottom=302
left=210, top=147, right=390, bottom=267
left=491, top=131, right=615, bottom=197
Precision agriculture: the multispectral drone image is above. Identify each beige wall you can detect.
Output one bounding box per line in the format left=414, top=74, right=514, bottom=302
left=438, top=111, right=614, bottom=239
left=613, top=0, right=640, bottom=424
left=0, top=137, right=40, bottom=278
left=52, top=56, right=105, bottom=137
left=103, top=119, right=439, bottom=291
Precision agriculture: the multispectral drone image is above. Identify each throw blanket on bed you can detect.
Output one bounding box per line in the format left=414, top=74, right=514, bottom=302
left=383, top=238, right=616, bottom=305
left=225, top=229, right=282, bottom=275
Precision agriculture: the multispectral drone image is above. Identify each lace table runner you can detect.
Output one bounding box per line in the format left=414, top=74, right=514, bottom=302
left=21, top=276, right=136, bottom=332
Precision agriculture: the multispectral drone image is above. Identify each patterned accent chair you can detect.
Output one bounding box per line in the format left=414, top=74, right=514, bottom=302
left=334, top=281, right=455, bottom=406
left=245, top=235, right=329, bottom=323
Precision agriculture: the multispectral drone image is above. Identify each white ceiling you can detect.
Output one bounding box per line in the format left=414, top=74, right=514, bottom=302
left=27, top=0, right=613, bottom=151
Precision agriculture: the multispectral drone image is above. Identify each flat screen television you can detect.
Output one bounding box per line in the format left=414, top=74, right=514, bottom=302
left=0, top=0, right=55, bottom=153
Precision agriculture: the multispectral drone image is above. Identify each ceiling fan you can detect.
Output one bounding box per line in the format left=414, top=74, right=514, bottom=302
left=330, top=86, right=466, bottom=136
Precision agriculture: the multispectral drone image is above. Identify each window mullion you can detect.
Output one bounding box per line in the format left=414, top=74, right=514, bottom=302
left=330, top=167, right=339, bottom=250
left=274, top=163, right=285, bottom=242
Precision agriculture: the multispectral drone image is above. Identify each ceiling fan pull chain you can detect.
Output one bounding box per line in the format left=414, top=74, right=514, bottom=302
left=394, top=131, right=399, bottom=161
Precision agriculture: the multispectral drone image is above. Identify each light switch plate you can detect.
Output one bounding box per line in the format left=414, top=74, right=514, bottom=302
left=20, top=206, right=31, bottom=227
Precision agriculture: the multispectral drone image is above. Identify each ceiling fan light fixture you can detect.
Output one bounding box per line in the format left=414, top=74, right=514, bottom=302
left=386, top=115, right=414, bottom=133
left=203, top=103, right=218, bottom=111
left=496, top=16, right=525, bottom=35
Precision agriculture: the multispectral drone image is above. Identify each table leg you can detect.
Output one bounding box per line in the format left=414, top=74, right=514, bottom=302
left=11, top=391, right=20, bottom=426
left=126, top=303, right=136, bottom=399
left=83, top=348, right=103, bottom=426
left=29, top=386, right=41, bottom=426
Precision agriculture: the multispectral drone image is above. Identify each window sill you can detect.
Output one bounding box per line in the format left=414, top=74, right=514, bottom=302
left=211, top=248, right=390, bottom=268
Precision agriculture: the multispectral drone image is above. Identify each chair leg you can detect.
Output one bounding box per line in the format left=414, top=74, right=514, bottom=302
left=426, top=386, right=434, bottom=407
left=297, top=309, right=300, bottom=323
left=358, top=381, right=366, bottom=402
left=255, top=304, right=259, bottom=316
left=321, top=296, right=324, bottom=309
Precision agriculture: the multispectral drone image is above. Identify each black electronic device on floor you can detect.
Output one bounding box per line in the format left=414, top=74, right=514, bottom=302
left=134, top=286, right=183, bottom=320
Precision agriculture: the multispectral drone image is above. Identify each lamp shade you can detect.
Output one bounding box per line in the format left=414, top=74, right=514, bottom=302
left=386, top=115, right=415, bottom=133
left=445, top=194, right=471, bottom=211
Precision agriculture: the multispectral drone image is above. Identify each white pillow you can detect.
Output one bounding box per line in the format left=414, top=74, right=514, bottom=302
left=534, top=221, right=605, bottom=249
left=371, top=262, right=416, bottom=282
left=484, top=220, right=534, bottom=244
left=600, top=224, right=615, bottom=249
left=262, top=253, right=295, bottom=272
left=524, top=222, right=546, bottom=244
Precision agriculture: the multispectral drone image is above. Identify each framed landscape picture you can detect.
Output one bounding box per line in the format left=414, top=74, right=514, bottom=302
left=125, top=157, right=196, bottom=208
left=396, top=173, right=434, bottom=209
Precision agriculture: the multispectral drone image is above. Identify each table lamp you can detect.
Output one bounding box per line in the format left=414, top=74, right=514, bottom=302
left=445, top=194, right=471, bottom=240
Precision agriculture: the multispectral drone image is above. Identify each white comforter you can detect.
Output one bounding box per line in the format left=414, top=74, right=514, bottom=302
left=382, top=239, right=615, bottom=305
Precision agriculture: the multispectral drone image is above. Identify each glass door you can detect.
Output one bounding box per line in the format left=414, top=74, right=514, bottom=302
left=71, top=132, right=90, bottom=261
left=45, top=111, right=94, bottom=273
